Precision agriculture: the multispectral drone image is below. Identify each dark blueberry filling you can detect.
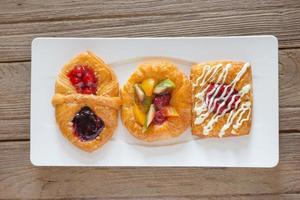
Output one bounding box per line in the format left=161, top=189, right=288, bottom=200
left=72, top=106, right=105, bottom=141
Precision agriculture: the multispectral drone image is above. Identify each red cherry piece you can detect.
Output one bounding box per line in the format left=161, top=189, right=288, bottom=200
left=67, top=65, right=98, bottom=95
left=72, top=65, right=84, bottom=77
left=153, top=110, right=167, bottom=125
left=82, top=87, right=92, bottom=94
left=70, top=76, right=80, bottom=85
left=83, top=73, right=94, bottom=84
left=205, top=83, right=241, bottom=115
left=153, top=94, right=171, bottom=110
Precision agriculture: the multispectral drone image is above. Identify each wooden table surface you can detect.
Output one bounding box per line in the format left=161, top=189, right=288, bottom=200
left=1, top=0, right=300, bottom=199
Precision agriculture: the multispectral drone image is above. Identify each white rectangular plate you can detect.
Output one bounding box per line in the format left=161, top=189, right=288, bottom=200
left=31, top=36, right=278, bottom=167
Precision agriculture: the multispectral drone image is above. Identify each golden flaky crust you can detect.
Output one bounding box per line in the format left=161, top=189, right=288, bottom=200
left=121, top=61, right=191, bottom=142
left=191, top=60, right=253, bottom=138
left=52, top=51, right=120, bottom=152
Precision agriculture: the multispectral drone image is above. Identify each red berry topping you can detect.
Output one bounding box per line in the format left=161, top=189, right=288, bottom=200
left=205, top=83, right=240, bottom=115
left=153, top=110, right=167, bottom=125
left=67, top=65, right=97, bottom=94
left=153, top=94, right=171, bottom=110
left=70, top=76, right=81, bottom=85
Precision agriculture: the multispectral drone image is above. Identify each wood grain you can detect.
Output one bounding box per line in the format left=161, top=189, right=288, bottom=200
left=0, top=1, right=300, bottom=62
left=0, top=132, right=299, bottom=199
left=0, top=49, right=299, bottom=140
left=65, top=194, right=299, bottom=200
left=280, top=108, right=300, bottom=131
left=1, top=0, right=300, bottom=24
left=279, top=50, right=300, bottom=107
left=142, top=195, right=300, bottom=200
left=1, top=1, right=300, bottom=199
left=48, top=194, right=298, bottom=200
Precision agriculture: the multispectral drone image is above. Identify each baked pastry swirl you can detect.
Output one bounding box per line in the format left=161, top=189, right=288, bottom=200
left=121, top=61, right=191, bottom=142
left=191, top=61, right=253, bottom=138
left=52, top=51, right=121, bottom=152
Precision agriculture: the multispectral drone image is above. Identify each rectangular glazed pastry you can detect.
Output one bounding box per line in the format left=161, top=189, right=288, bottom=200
left=191, top=61, right=253, bottom=138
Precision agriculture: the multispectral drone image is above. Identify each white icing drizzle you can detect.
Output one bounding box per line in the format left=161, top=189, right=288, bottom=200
left=193, top=63, right=233, bottom=125
left=233, top=108, right=251, bottom=130
left=218, top=84, right=251, bottom=137
left=217, top=63, right=232, bottom=84
left=207, top=84, right=221, bottom=111
left=193, top=86, right=210, bottom=123
left=239, top=84, right=251, bottom=96
left=192, top=65, right=210, bottom=87
left=194, top=112, right=209, bottom=125
left=194, top=102, right=207, bottom=115
left=217, top=62, right=250, bottom=105
left=206, top=64, right=232, bottom=112
left=203, top=92, right=246, bottom=136
left=218, top=63, right=250, bottom=103
left=219, top=101, right=251, bottom=137
left=203, top=113, right=220, bottom=135
left=199, top=64, right=222, bottom=86
left=192, top=62, right=252, bottom=136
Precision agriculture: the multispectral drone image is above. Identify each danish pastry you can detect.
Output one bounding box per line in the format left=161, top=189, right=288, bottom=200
left=52, top=51, right=121, bottom=152
left=191, top=61, right=253, bottom=138
left=121, top=61, right=191, bottom=142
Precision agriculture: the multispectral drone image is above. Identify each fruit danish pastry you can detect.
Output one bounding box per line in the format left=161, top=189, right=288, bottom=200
left=191, top=61, right=253, bottom=138
left=52, top=51, right=121, bottom=152
left=121, top=61, right=191, bottom=142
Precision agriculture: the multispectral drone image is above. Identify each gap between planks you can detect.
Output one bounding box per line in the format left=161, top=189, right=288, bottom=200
left=0, top=131, right=299, bottom=143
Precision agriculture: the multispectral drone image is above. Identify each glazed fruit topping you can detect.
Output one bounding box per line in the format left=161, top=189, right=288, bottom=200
left=133, top=78, right=178, bottom=130
left=68, top=65, right=97, bottom=94
left=145, top=104, right=156, bottom=128
left=134, top=84, right=145, bottom=102
left=153, top=79, right=175, bottom=94
left=133, top=103, right=146, bottom=126
left=160, top=106, right=179, bottom=117
left=141, top=78, right=156, bottom=96
left=205, top=83, right=241, bottom=115
left=153, top=93, right=171, bottom=110
left=153, top=110, right=167, bottom=125
left=72, top=106, right=105, bottom=141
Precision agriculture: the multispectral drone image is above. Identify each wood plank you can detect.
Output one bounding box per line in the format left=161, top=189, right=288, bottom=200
left=1, top=0, right=300, bottom=24
left=0, top=62, right=30, bottom=120
left=143, top=194, right=300, bottom=200
left=0, top=6, right=300, bottom=62
left=0, top=49, right=300, bottom=140
left=280, top=108, right=300, bottom=131
left=0, top=62, right=29, bottom=140
left=279, top=49, right=300, bottom=107
left=53, top=194, right=299, bottom=200
left=0, top=133, right=299, bottom=199
left=0, top=119, right=29, bottom=141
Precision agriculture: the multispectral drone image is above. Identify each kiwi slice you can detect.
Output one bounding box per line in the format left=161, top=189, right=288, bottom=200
left=153, top=79, right=175, bottom=94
